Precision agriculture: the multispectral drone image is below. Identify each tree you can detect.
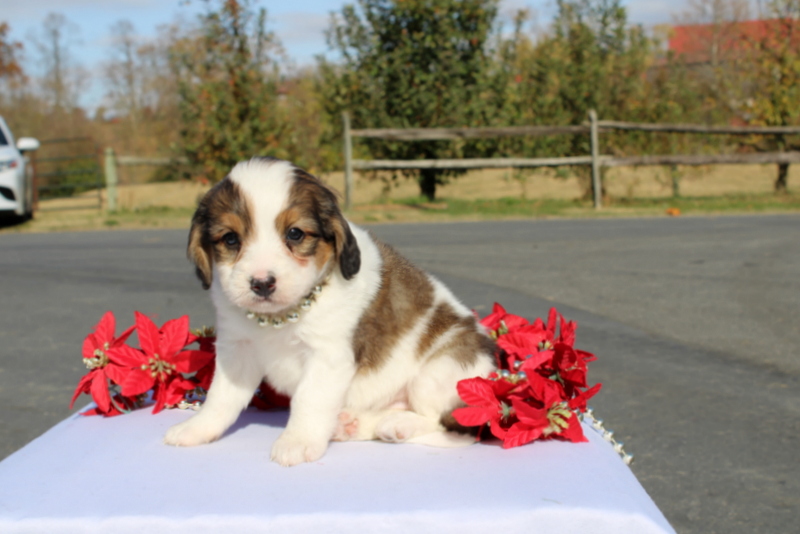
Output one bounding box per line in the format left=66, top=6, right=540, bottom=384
left=500, top=0, right=653, bottom=197
left=171, top=0, right=288, bottom=183
left=743, top=0, right=800, bottom=192
left=32, top=13, right=88, bottom=112
left=104, top=20, right=145, bottom=138
left=671, top=0, right=751, bottom=125
left=320, top=0, right=502, bottom=200
left=0, top=22, right=24, bottom=80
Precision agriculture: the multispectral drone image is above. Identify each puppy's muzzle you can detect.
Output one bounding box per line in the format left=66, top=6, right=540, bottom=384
left=250, top=275, right=277, bottom=298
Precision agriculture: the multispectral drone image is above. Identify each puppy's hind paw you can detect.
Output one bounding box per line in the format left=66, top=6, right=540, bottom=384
left=332, top=411, right=360, bottom=442
left=375, top=411, right=438, bottom=443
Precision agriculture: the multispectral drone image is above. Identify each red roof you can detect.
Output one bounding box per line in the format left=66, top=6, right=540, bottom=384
left=669, top=18, right=800, bottom=64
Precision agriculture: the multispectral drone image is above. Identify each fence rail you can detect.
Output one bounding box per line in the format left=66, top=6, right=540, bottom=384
left=342, top=111, right=800, bottom=209
left=596, top=121, right=800, bottom=135
left=352, top=122, right=800, bottom=139
left=116, top=155, right=188, bottom=166
left=353, top=156, right=594, bottom=170
left=351, top=125, right=589, bottom=140
left=35, top=138, right=103, bottom=212
left=603, top=151, right=800, bottom=167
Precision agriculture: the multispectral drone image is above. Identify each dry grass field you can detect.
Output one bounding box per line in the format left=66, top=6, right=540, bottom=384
left=2, top=163, right=797, bottom=233
left=321, top=163, right=800, bottom=202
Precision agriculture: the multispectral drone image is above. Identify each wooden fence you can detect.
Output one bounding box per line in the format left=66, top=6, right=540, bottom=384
left=342, top=110, right=800, bottom=209
left=102, top=151, right=189, bottom=212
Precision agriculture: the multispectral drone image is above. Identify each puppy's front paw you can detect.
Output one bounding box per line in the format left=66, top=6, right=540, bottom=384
left=164, top=418, right=223, bottom=447
left=270, top=431, right=328, bottom=466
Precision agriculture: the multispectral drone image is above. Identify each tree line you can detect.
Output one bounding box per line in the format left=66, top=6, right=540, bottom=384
left=1, top=0, right=798, bottom=200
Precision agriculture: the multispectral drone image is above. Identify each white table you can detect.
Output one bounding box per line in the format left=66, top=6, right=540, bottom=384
left=0, top=407, right=674, bottom=533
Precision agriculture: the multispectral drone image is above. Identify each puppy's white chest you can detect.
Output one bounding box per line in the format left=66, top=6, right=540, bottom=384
left=255, top=328, right=314, bottom=396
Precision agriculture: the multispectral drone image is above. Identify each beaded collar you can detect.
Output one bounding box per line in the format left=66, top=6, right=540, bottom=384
left=245, top=280, right=327, bottom=328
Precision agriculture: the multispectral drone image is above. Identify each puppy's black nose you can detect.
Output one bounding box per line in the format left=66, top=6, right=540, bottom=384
left=250, top=276, right=276, bottom=298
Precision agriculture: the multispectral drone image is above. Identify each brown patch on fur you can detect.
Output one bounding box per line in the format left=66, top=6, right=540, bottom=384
left=275, top=204, right=330, bottom=266
left=353, top=240, right=435, bottom=372
left=187, top=178, right=252, bottom=289
left=418, top=303, right=497, bottom=369
left=416, top=302, right=463, bottom=358
left=452, top=315, right=498, bottom=366
left=435, top=320, right=497, bottom=436
left=276, top=168, right=360, bottom=278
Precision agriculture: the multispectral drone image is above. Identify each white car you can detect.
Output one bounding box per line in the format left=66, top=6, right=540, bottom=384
left=0, top=116, right=39, bottom=220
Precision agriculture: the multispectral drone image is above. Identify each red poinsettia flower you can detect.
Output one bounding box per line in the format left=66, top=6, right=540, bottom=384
left=524, top=370, right=568, bottom=406
left=452, top=376, right=520, bottom=440
left=193, top=359, right=215, bottom=391
left=161, top=376, right=199, bottom=407
left=552, top=411, right=588, bottom=443
left=532, top=343, right=596, bottom=398
left=112, top=313, right=214, bottom=414
left=568, top=383, right=603, bottom=413
left=70, top=311, right=136, bottom=415
left=187, top=327, right=216, bottom=354
left=157, top=328, right=219, bottom=408
left=503, top=398, right=551, bottom=448
left=496, top=307, right=578, bottom=372
left=454, top=305, right=604, bottom=449
left=497, top=326, right=554, bottom=370
left=480, top=303, right=529, bottom=335
left=509, top=397, right=589, bottom=446
left=531, top=307, right=577, bottom=347
left=557, top=313, right=576, bottom=346
left=542, top=307, right=558, bottom=340
left=80, top=394, right=131, bottom=417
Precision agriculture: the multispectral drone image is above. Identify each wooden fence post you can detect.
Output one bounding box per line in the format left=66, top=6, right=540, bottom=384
left=670, top=165, right=681, bottom=198
left=342, top=112, right=354, bottom=210
left=104, top=147, right=118, bottom=213
left=589, top=110, right=602, bottom=209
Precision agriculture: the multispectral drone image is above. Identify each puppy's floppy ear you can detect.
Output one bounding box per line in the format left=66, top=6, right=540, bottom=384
left=187, top=194, right=213, bottom=290
left=333, top=215, right=361, bottom=280
left=294, top=168, right=361, bottom=280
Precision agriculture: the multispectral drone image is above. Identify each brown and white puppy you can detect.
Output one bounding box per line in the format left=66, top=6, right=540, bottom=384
left=164, top=157, right=496, bottom=466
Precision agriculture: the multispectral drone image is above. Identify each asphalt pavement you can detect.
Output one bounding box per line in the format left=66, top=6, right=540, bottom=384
left=0, top=214, right=798, bottom=534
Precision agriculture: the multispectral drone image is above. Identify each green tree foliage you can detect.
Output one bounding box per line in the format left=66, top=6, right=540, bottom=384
left=171, top=0, right=288, bottom=183
left=742, top=1, right=800, bottom=191
left=492, top=1, right=658, bottom=196
left=320, top=0, right=502, bottom=200
left=501, top=2, right=653, bottom=156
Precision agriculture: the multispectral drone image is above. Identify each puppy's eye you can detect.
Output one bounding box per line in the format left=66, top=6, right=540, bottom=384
left=286, top=227, right=305, bottom=242
left=222, top=232, right=240, bottom=248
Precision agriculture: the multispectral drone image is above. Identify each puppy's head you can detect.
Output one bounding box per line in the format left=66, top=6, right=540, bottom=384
left=188, top=158, right=360, bottom=314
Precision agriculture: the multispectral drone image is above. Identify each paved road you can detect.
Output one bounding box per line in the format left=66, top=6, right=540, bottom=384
left=0, top=215, right=798, bottom=534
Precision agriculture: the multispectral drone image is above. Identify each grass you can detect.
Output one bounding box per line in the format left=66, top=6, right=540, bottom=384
left=608, top=192, right=800, bottom=214
left=1, top=192, right=798, bottom=234
left=0, top=206, right=196, bottom=234
left=391, top=196, right=592, bottom=218
left=351, top=192, right=800, bottom=223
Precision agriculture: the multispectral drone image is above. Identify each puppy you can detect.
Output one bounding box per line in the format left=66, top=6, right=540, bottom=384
left=164, top=158, right=496, bottom=466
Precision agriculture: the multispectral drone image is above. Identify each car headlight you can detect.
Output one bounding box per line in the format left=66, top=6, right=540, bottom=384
left=0, top=159, right=19, bottom=172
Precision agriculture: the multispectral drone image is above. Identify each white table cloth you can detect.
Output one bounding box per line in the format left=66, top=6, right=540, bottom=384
left=0, top=407, right=674, bottom=533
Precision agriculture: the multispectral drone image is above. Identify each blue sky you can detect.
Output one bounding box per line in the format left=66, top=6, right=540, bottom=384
left=4, top=0, right=689, bottom=108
